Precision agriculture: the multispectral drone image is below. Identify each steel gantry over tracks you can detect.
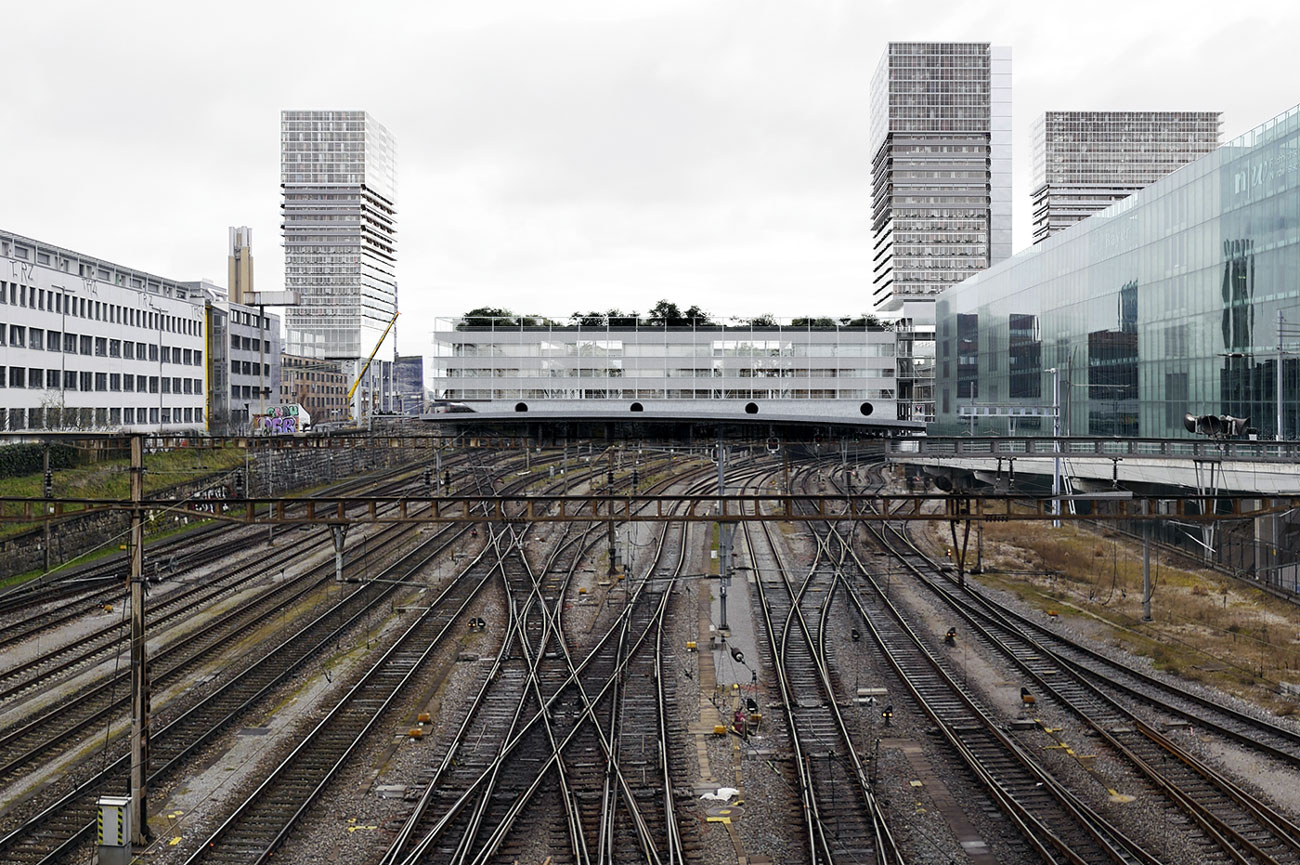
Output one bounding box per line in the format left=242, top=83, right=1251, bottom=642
left=4, top=491, right=1298, bottom=528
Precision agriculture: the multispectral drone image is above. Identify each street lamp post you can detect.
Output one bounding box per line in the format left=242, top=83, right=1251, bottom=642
left=1278, top=311, right=1285, bottom=443
left=1048, top=367, right=1061, bottom=528
left=1276, top=312, right=1300, bottom=441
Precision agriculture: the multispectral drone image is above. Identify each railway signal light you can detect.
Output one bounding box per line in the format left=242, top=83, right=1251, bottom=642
left=43, top=470, right=53, bottom=498
left=422, top=468, right=432, bottom=487
left=881, top=704, right=893, bottom=726
left=766, top=436, right=780, bottom=455
left=442, top=469, right=451, bottom=492
left=607, top=470, right=615, bottom=488
left=631, top=468, right=639, bottom=488
left=1183, top=413, right=1250, bottom=438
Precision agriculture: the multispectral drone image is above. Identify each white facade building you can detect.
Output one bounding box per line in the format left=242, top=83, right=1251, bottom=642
left=187, top=280, right=282, bottom=434
left=433, top=318, right=912, bottom=428
left=0, top=231, right=207, bottom=432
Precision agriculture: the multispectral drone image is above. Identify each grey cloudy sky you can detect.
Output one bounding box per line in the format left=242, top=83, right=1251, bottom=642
left=7, top=0, right=1298, bottom=355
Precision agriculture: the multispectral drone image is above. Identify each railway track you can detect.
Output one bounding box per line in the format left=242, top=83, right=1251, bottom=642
left=175, top=450, right=665, bottom=864
left=858, top=493, right=1300, bottom=865
left=0, top=451, right=565, bottom=864
left=873, top=512, right=1300, bottom=768
left=0, top=463, right=498, bottom=815
left=185, top=535, right=502, bottom=864
left=382, top=460, right=710, bottom=865
left=0, top=515, right=451, bottom=803
left=787, top=465, right=1158, bottom=865
left=739, top=502, right=900, bottom=864
left=0, top=460, right=447, bottom=661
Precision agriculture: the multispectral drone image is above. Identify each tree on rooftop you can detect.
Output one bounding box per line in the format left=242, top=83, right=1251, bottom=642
left=682, top=304, right=712, bottom=325
left=570, top=311, right=606, bottom=326
left=647, top=299, right=683, bottom=326
left=607, top=309, right=640, bottom=327
left=647, top=300, right=712, bottom=326
left=461, top=307, right=516, bottom=327
left=841, top=314, right=885, bottom=328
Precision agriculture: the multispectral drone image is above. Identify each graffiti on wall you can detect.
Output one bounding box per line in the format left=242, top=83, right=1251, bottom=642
left=253, top=403, right=311, bottom=436
left=191, top=485, right=231, bottom=514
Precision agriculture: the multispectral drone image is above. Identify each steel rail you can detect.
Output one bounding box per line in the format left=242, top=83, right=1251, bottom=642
left=742, top=461, right=902, bottom=864
left=0, top=454, right=546, bottom=864
left=186, top=539, right=507, bottom=864
left=865, top=512, right=1300, bottom=865
left=795, top=479, right=1157, bottom=865
left=390, top=465, right=720, bottom=865
left=459, top=467, right=714, bottom=864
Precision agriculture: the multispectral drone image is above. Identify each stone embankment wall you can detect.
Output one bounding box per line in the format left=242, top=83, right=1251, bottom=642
left=0, top=439, right=416, bottom=580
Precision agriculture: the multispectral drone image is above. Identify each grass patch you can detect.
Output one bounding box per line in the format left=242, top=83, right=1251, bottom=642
left=0, top=447, right=244, bottom=541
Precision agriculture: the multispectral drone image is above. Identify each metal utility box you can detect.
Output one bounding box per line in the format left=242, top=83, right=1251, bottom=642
left=97, top=796, right=131, bottom=865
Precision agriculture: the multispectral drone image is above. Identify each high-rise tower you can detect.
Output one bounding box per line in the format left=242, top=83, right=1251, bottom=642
left=1031, top=111, right=1221, bottom=243
left=281, top=110, right=397, bottom=362
left=870, top=42, right=1011, bottom=312
left=869, top=42, right=1010, bottom=422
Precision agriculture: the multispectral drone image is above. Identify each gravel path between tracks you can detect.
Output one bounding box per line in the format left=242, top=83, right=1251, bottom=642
left=141, top=592, right=428, bottom=864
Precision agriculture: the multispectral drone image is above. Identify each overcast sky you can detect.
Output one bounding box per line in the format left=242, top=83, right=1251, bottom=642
left=7, top=0, right=1299, bottom=355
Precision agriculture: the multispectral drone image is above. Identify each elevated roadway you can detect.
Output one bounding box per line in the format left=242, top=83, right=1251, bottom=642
left=887, top=436, right=1300, bottom=496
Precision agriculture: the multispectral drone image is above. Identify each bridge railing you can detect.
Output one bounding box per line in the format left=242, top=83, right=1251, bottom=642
left=889, top=436, right=1300, bottom=463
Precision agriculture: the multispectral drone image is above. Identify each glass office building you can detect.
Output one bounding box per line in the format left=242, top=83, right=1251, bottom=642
left=281, top=110, right=398, bottom=361
left=936, top=105, right=1300, bottom=439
